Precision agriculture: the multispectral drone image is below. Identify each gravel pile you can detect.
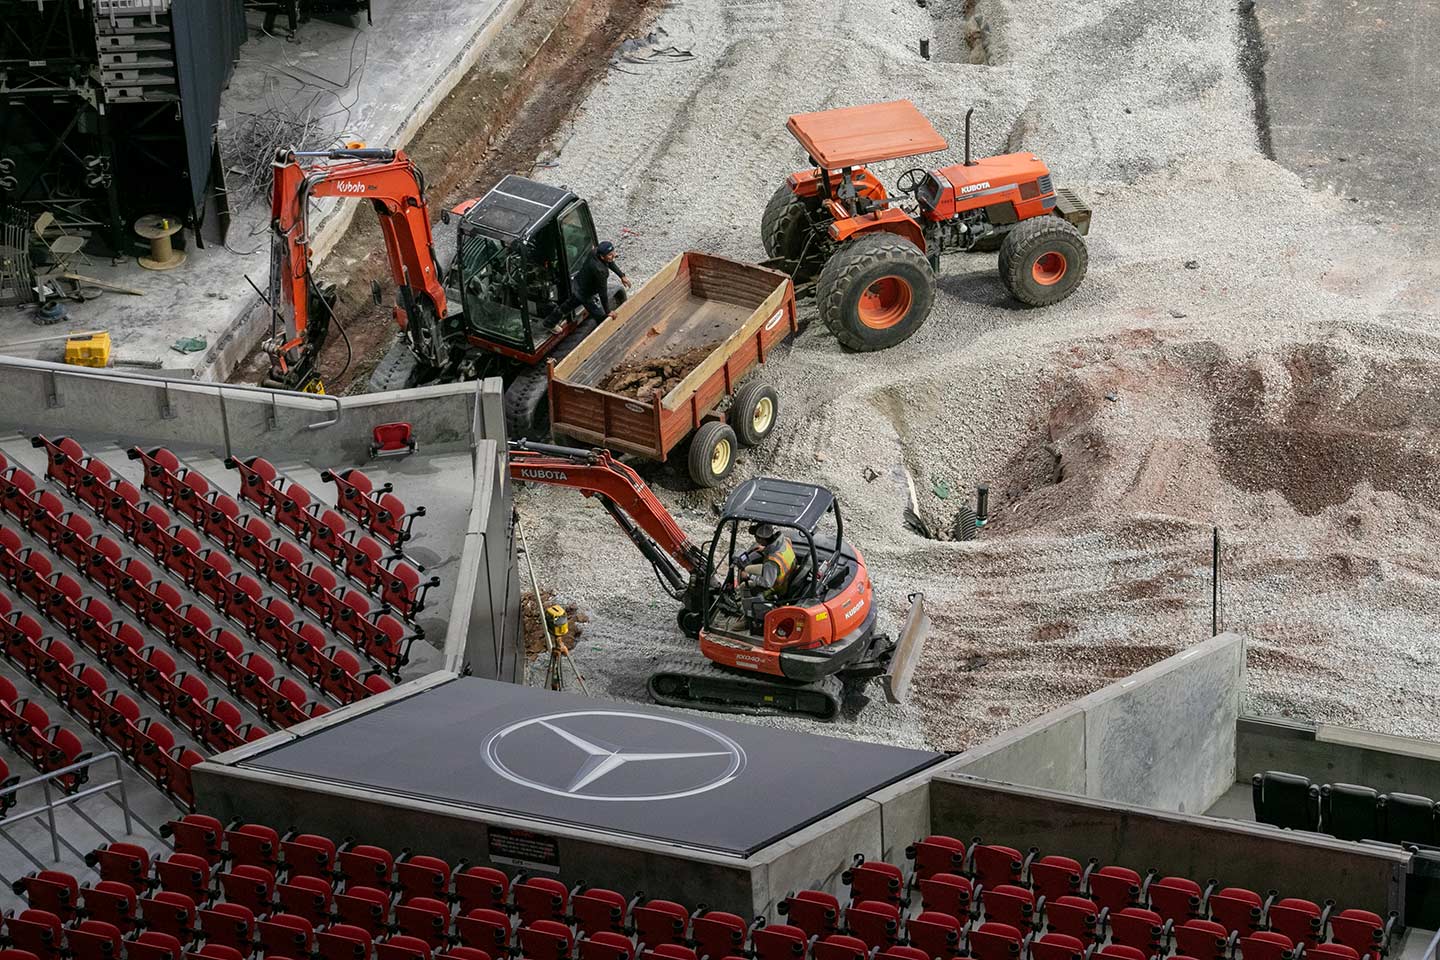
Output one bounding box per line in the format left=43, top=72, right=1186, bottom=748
left=518, top=0, right=1440, bottom=749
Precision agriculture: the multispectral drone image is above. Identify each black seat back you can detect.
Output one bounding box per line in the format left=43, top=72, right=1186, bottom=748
left=1320, top=783, right=1379, bottom=841
left=1252, top=771, right=1319, bottom=831
left=1378, top=792, right=1437, bottom=845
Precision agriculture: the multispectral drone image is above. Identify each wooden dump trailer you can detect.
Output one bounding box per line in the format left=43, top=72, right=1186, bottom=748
left=547, top=252, right=798, bottom=486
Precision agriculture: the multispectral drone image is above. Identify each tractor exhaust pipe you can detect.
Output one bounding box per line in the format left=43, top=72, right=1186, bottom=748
left=964, top=108, right=976, bottom=166
left=975, top=484, right=989, bottom=528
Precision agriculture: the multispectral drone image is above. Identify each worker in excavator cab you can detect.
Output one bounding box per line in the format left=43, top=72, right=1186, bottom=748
left=736, top=522, right=796, bottom=622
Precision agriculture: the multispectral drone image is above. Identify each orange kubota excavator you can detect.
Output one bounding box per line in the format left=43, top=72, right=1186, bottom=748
left=509, top=440, right=930, bottom=720
left=265, top=147, right=625, bottom=435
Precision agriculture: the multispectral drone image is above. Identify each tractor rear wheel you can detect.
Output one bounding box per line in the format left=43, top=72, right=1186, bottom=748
left=761, top=183, right=827, bottom=282
left=816, top=233, right=935, bottom=351
left=998, top=216, right=1088, bottom=307
left=688, top=421, right=738, bottom=488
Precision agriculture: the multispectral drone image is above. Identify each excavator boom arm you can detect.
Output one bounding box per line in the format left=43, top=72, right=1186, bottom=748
left=508, top=441, right=705, bottom=594
left=268, top=147, right=448, bottom=379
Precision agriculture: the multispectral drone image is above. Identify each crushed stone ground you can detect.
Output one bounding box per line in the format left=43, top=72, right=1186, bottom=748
left=517, top=0, right=1440, bottom=750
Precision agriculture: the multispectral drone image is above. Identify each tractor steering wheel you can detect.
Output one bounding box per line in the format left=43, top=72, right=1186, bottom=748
left=895, top=168, right=929, bottom=198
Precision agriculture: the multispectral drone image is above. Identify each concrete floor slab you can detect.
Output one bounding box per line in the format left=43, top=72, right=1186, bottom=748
left=0, top=0, right=517, bottom=380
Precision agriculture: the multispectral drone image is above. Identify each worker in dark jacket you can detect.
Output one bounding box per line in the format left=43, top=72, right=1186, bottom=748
left=574, top=240, right=632, bottom=321
left=736, top=522, right=797, bottom=621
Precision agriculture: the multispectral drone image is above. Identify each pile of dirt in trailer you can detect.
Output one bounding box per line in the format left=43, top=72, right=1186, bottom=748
left=598, top=344, right=717, bottom=398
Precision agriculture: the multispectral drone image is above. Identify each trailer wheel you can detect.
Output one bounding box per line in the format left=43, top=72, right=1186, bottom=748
left=688, top=421, right=738, bottom=488
left=998, top=217, right=1088, bottom=307
left=729, top=381, right=779, bottom=446
left=817, top=234, right=935, bottom=351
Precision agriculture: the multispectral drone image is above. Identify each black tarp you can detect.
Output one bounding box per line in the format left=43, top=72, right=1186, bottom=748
left=247, top=678, right=944, bottom=857
left=171, top=0, right=246, bottom=213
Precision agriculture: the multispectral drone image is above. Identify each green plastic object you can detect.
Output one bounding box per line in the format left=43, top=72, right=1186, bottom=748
left=171, top=336, right=207, bottom=354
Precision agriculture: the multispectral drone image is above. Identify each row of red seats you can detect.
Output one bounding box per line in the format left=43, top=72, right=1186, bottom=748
left=225, top=454, right=422, bottom=554
left=0, top=533, right=257, bottom=754
left=126, top=447, right=421, bottom=674
left=19, top=441, right=390, bottom=707
left=132, top=447, right=434, bottom=624
left=0, top=504, right=332, bottom=727
left=884, top=837, right=1394, bottom=960
left=0, top=604, right=203, bottom=806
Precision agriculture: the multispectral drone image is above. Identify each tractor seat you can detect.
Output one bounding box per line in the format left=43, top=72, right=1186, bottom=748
left=777, top=549, right=815, bottom=604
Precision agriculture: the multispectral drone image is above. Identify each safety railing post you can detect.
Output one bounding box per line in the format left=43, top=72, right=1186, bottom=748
left=42, top=778, right=59, bottom=863
left=115, top=755, right=133, bottom=834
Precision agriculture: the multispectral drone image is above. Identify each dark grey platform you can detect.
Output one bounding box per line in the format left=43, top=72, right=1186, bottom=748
left=243, top=678, right=943, bottom=856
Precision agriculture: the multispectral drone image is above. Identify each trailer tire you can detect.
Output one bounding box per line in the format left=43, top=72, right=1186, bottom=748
left=817, top=233, right=934, bottom=351
left=998, top=216, right=1088, bottom=307
left=504, top=367, right=550, bottom=440
left=729, top=381, right=780, bottom=446
left=688, top=421, right=738, bottom=488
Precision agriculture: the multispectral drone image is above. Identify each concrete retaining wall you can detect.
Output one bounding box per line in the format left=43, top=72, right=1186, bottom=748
left=943, top=633, right=1245, bottom=814
left=1239, top=717, right=1440, bottom=799
left=930, top=775, right=1408, bottom=917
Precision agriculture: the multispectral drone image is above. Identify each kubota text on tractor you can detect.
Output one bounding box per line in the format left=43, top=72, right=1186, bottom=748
left=762, top=100, right=1094, bottom=350
left=509, top=440, right=930, bottom=721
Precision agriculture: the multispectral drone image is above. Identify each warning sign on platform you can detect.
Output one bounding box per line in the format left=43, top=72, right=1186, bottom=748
left=487, top=826, right=561, bottom=873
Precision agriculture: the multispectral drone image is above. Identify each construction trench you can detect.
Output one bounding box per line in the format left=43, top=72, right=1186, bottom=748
left=273, top=0, right=1440, bottom=749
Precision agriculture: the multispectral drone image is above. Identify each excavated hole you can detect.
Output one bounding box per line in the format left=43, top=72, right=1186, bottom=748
left=926, top=0, right=993, bottom=64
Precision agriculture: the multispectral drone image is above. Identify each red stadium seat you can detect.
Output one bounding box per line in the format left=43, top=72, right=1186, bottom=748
left=904, top=911, right=962, bottom=960
left=1029, top=934, right=1085, bottom=960
left=1174, top=920, right=1236, bottom=960
left=154, top=851, right=212, bottom=901
left=966, top=923, right=1022, bottom=960
left=633, top=899, right=688, bottom=949
left=1028, top=855, right=1083, bottom=904
left=1045, top=897, right=1100, bottom=945
left=5, top=908, right=63, bottom=960
left=455, top=909, right=511, bottom=955
left=915, top=873, right=972, bottom=921
left=1310, top=946, right=1362, bottom=960
left=1147, top=875, right=1206, bottom=925
left=1267, top=898, right=1328, bottom=949
left=137, top=891, right=197, bottom=942
left=750, top=924, right=809, bottom=960
left=339, top=842, right=396, bottom=889
left=970, top=843, right=1027, bottom=891
left=218, top=865, right=276, bottom=915
left=257, top=913, right=315, bottom=960
left=1239, top=932, right=1295, bottom=960
left=12, top=871, right=80, bottom=922
left=844, top=858, right=904, bottom=908
left=1328, top=909, right=1396, bottom=960
left=317, top=925, right=374, bottom=960
left=197, top=902, right=256, bottom=954
left=573, top=887, right=634, bottom=938
left=1086, top=865, right=1142, bottom=914
left=1207, top=887, right=1265, bottom=936
left=981, top=885, right=1037, bottom=932
left=65, top=919, right=123, bottom=960
left=378, top=936, right=432, bottom=960
left=579, top=933, right=634, bottom=960
left=1092, top=948, right=1147, bottom=960
left=336, top=885, right=393, bottom=938
left=281, top=832, right=337, bottom=879
left=276, top=875, right=334, bottom=928
left=1107, top=907, right=1166, bottom=954
left=845, top=900, right=900, bottom=950
left=128, top=933, right=185, bottom=960
left=517, top=921, right=574, bottom=960
left=81, top=880, right=138, bottom=932
left=780, top=890, right=840, bottom=940
left=86, top=842, right=151, bottom=894
left=691, top=911, right=749, bottom=960
left=812, top=935, right=868, bottom=960
left=395, top=898, right=451, bottom=948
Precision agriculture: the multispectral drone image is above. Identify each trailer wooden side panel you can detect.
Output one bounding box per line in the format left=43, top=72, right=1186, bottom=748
left=548, top=252, right=797, bottom=461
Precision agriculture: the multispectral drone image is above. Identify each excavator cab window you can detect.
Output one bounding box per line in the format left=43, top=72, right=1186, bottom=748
left=557, top=201, right=597, bottom=278
left=458, top=231, right=531, bottom=350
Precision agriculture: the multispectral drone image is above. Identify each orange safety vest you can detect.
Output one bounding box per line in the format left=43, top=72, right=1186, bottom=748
left=762, top=537, right=796, bottom=596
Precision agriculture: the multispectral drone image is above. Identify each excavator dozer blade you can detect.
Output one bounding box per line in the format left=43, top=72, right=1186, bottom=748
left=882, top=593, right=929, bottom=705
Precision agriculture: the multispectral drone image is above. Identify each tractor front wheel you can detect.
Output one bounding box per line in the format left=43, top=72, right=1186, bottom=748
left=817, top=234, right=935, bottom=351
left=998, top=217, right=1088, bottom=307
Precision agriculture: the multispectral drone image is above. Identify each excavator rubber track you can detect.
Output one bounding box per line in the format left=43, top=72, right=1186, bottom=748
left=648, top=659, right=846, bottom=722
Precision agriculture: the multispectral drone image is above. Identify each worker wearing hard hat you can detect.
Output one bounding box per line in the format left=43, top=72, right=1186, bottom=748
left=736, top=522, right=797, bottom=620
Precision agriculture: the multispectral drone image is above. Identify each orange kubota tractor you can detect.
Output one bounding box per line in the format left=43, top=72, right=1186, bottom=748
left=762, top=100, right=1093, bottom=351
left=509, top=440, right=929, bottom=720
left=265, top=148, right=625, bottom=435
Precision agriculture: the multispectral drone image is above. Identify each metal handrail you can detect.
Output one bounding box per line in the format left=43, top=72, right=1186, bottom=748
left=0, top=355, right=342, bottom=433
left=1425, top=926, right=1439, bottom=960
left=0, top=752, right=135, bottom=870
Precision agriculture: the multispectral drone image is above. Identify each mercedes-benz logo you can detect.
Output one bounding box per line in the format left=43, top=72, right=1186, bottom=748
left=482, top=710, right=747, bottom=802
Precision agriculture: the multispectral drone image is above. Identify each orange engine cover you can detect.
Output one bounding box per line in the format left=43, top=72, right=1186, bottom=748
left=923, top=152, right=1052, bottom=221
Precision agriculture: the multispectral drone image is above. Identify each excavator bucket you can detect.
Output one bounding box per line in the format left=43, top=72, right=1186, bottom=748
left=882, top=593, right=930, bottom=704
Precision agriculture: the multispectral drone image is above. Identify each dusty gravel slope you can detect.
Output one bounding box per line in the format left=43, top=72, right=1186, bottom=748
left=518, top=0, right=1440, bottom=749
